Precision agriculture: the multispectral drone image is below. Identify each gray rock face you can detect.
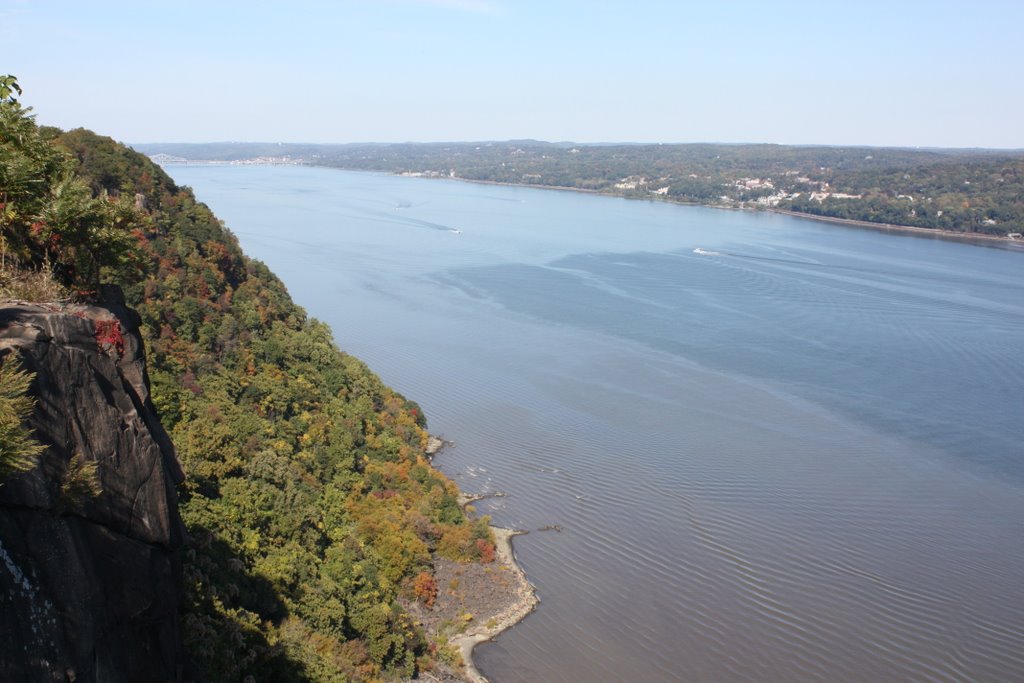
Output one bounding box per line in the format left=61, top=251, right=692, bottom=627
left=0, top=294, right=187, bottom=682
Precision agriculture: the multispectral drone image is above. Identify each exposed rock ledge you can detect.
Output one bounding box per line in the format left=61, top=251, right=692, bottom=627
left=0, top=292, right=187, bottom=683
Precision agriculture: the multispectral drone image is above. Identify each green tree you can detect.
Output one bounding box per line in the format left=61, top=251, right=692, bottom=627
left=0, top=75, right=21, bottom=104
left=0, top=77, right=142, bottom=294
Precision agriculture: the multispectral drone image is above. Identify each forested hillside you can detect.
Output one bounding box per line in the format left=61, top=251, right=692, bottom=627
left=2, top=80, right=493, bottom=681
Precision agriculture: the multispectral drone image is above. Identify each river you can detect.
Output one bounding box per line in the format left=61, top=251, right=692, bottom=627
left=165, top=164, right=1024, bottom=682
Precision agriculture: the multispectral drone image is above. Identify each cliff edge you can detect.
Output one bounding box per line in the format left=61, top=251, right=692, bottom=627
left=0, top=290, right=186, bottom=683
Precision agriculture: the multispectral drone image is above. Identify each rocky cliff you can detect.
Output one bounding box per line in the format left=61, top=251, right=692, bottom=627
left=0, top=290, right=186, bottom=682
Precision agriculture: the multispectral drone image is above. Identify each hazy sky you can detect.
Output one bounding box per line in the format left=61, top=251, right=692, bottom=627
left=3, top=0, right=1022, bottom=147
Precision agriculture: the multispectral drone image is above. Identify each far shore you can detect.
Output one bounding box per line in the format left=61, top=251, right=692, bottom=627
left=392, top=172, right=1023, bottom=250
left=767, top=208, right=1022, bottom=247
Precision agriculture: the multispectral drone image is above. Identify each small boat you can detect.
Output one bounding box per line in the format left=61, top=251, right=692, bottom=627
left=693, top=247, right=719, bottom=256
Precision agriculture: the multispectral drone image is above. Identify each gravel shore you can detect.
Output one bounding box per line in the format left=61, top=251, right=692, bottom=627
left=408, top=526, right=538, bottom=683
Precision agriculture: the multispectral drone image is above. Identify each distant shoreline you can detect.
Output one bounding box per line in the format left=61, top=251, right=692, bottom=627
left=394, top=172, right=1024, bottom=250
left=767, top=208, right=1022, bottom=247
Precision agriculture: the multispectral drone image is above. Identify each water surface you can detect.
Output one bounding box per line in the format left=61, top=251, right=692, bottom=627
left=167, top=164, right=1024, bottom=682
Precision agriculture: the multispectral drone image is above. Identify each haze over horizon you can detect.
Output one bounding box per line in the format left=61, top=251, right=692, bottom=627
left=4, top=0, right=1023, bottom=149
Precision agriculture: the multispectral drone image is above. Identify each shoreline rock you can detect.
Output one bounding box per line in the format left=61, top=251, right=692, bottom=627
left=426, top=435, right=447, bottom=456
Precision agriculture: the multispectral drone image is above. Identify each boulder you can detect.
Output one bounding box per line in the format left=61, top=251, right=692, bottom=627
left=0, top=295, right=187, bottom=682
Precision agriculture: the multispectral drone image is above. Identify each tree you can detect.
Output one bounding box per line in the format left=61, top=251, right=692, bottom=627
left=0, top=77, right=143, bottom=294
left=0, top=75, right=21, bottom=104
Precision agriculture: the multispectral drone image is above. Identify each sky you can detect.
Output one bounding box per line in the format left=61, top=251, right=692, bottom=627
left=3, top=0, right=1023, bottom=148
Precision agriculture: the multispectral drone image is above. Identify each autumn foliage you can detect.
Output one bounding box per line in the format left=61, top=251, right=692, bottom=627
left=27, top=123, right=498, bottom=680
left=413, top=571, right=438, bottom=608
left=93, top=318, right=125, bottom=358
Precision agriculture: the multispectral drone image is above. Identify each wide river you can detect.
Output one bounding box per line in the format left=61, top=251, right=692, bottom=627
left=167, top=164, right=1024, bottom=683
